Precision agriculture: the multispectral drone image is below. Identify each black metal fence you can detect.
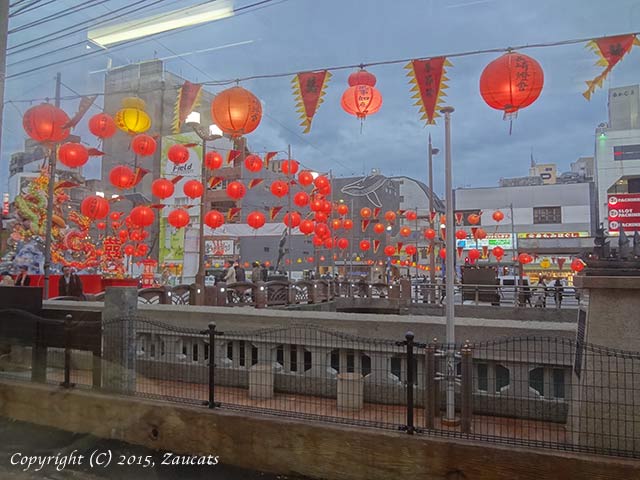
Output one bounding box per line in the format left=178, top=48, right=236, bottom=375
left=1, top=311, right=638, bottom=459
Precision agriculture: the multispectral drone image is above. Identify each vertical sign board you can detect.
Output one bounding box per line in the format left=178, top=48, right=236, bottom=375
left=608, top=193, right=640, bottom=233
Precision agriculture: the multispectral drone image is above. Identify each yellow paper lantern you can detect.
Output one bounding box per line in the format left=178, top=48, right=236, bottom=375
left=121, top=97, right=147, bottom=110
left=297, top=258, right=302, bottom=264
left=355, top=256, right=361, bottom=261
left=540, top=258, right=551, bottom=269
left=115, top=108, right=151, bottom=134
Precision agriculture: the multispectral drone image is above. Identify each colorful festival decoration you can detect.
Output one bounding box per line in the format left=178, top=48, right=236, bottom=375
left=405, top=210, right=417, bottom=221
left=294, top=191, right=310, bottom=207
left=226, top=181, right=247, bottom=200
left=492, top=210, right=505, bottom=222
left=172, top=80, right=203, bottom=133
left=359, top=240, right=371, bottom=251
left=269, top=206, right=283, bottom=221
left=571, top=258, right=586, bottom=272
left=211, top=86, right=262, bottom=137
left=384, top=245, right=396, bottom=256
left=88, top=113, right=117, bottom=139
left=291, top=70, right=332, bottom=133
left=205, top=151, right=223, bottom=170
left=298, top=170, right=314, bottom=186
left=281, top=159, right=300, bottom=175
left=244, top=154, right=263, bottom=172
left=270, top=180, right=289, bottom=198
left=115, top=97, right=151, bottom=134
left=360, top=207, right=372, bottom=219
left=343, top=219, right=353, bottom=230
left=58, top=142, right=89, bottom=168
left=247, top=211, right=266, bottom=230
left=405, top=57, right=452, bottom=125
left=167, top=144, right=190, bottom=165
left=130, top=206, right=155, bottom=228
left=168, top=209, right=190, bottom=228
left=583, top=34, right=640, bottom=100
left=299, top=219, right=315, bottom=235
left=183, top=180, right=204, bottom=199
left=152, top=178, right=175, bottom=199
left=80, top=195, right=109, bottom=220
left=480, top=52, right=544, bottom=121
left=205, top=210, right=225, bottom=229
left=131, top=134, right=157, bottom=156
left=22, top=103, right=71, bottom=143
left=109, top=166, right=134, bottom=189
left=341, top=84, right=383, bottom=120
left=284, top=211, right=301, bottom=228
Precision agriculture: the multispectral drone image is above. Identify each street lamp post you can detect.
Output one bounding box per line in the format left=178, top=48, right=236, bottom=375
left=440, top=106, right=458, bottom=426
left=186, top=113, right=222, bottom=298
left=427, top=134, right=440, bottom=300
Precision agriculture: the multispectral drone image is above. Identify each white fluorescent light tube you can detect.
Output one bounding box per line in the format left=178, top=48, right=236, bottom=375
left=88, top=1, right=234, bottom=48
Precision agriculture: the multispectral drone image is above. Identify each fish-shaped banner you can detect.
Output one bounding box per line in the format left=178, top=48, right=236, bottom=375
left=583, top=34, right=639, bottom=100
left=405, top=57, right=452, bottom=125
left=291, top=71, right=332, bottom=133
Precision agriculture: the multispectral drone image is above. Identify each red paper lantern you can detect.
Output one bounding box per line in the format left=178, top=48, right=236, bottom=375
left=348, top=69, right=377, bottom=87
left=310, top=198, right=323, bottom=212
left=298, top=171, right=314, bottom=186
left=343, top=219, right=353, bottom=230
left=58, top=142, right=88, bottom=168
left=331, top=219, right=342, bottom=230
left=226, top=181, right=246, bottom=200
left=400, top=226, right=412, bottom=237
left=314, top=175, right=330, bottom=191
left=518, top=253, right=533, bottom=264
left=384, top=211, right=396, bottom=223
left=360, top=207, right=372, bottom=219
left=314, top=212, right=328, bottom=223
left=359, top=240, right=371, bottom=251
left=474, top=228, right=487, bottom=240
left=281, top=159, right=299, bottom=175
left=336, top=204, right=349, bottom=216
left=168, top=144, right=190, bottom=165
left=455, top=229, right=467, bottom=240
left=373, top=223, right=385, bottom=235
left=341, top=85, right=383, bottom=119
left=109, top=166, right=134, bottom=189
left=405, top=211, right=417, bottom=221
left=205, top=151, right=223, bottom=170
left=22, top=103, right=70, bottom=143
left=151, top=178, right=174, bottom=199
left=307, top=256, right=315, bottom=263
left=247, top=211, right=266, bottom=230
left=492, top=246, right=504, bottom=260
left=337, top=238, right=349, bottom=250
left=244, top=154, right=263, bottom=172
left=439, top=248, right=446, bottom=259
left=270, top=180, right=289, bottom=198
left=467, top=213, right=481, bottom=225
left=88, top=113, right=117, bottom=139
left=312, top=236, right=324, bottom=247
left=210, top=86, right=262, bottom=137
left=131, top=134, right=156, bottom=156
left=205, top=210, right=225, bottom=229
left=571, top=258, right=586, bottom=272
left=384, top=245, right=396, bottom=256
left=168, top=209, right=190, bottom=228
left=405, top=245, right=417, bottom=255
left=321, top=200, right=332, bottom=214
left=130, top=206, right=155, bottom=227
left=110, top=212, right=121, bottom=221
left=183, top=180, right=204, bottom=199
left=299, top=219, right=314, bottom=235
left=136, top=244, right=149, bottom=257
left=124, top=244, right=135, bottom=256
left=96, top=222, right=106, bottom=230
left=492, top=210, right=505, bottom=222
left=480, top=52, right=544, bottom=117
left=80, top=195, right=109, bottom=220
left=318, top=183, right=331, bottom=196
left=284, top=211, right=301, bottom=228
left=469, top=248, right=481, bottom=262
left=320, top=237, right=331, bottom=249
left=294, top=191, right=310, bottom=207
left=424, top=228, right=436, bottom=240
left=315, top=223, right=329, bottom=238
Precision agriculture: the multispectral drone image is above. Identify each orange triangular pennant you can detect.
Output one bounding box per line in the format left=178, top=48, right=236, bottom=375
left=172, top=81, right=202, bottom=134
left=208, top=176, right=223, bottom=189
left=248, top=178, right=264, bottom=189
left=291, top=71, right=332, bottom=133
left=264, top=152, right=277, bottom=168
left=583, top=34, right=639, bottom=100
left=361, top=219, right=370, bottom=232
left=405, top=57, right=452, bottom=125
left=227, top=207, right=241, bottom=221
left=270, top=206, right=283, bottom=221
left=373, top=239, right=381, bottom=254
left=226, top=150, right=241, bottom=165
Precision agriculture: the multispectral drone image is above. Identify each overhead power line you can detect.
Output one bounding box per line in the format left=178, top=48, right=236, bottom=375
left=9, top=0, right=106, bottom=34
left=9, top=0, right=52, bottom=18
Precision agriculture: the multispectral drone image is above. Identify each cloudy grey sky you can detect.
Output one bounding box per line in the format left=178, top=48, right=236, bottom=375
left=3, top=0, right=640, bottom=197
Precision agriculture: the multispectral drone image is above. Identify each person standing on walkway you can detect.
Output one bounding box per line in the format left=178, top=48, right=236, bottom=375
left=59, top=266, right=84, bottom=298
left=553, top=278, right=564, bottom=309
left=224, top=261, right=237, bottom=284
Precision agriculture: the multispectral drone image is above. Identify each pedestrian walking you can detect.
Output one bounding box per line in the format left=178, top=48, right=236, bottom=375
left=553, top=278, right=564, bottom=309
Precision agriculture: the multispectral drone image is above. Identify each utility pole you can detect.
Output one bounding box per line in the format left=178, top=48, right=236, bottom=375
left=440, top=106, right=458, bottom=426
left=43, top=73, right=62, bottom=299
left=287, top=144, right=292, bottom=280
left=0, top=0, right=9, bottom=196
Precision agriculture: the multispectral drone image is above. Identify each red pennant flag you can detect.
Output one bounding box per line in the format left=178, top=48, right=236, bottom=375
left=426, top=245, right=433, bottom=255
left=270, top=206, right=283, bottom=221
left=264, top=152, right=277, bottom=168
left=291, top=71, right=332, bottom=133
left=440, top=226, right=446, bottom=240
left=557, top=258, right=566, bottom=270
left=129, top=167, right=148, bottom=188
left=455, top=212, right=463, bottom=225
left=430, top=211, right=437, bottom=223
left=373, top=207, right=381, bottom=219
left=183, top=143, right=199, bottom=148
left=63, top=95, right=97, bottom=129
left=583, top=35, right=640, bottom=100
left=398, top=209, right=406, bottom=216
left=208, top=176, right=223, bottom=189
left=405, top=57, right=452, bottom=125
left=227, top=207, right=241, bottom=221
left=373, top=239, right=381, bottom=254
left=226, top=150, right=241, bottom=165
left=361, top=219, right=370, bottom=232
left=248, top=178, right=264, bottom=189
left=471, top=227, right=478, bottom=239
left=172, top=81, right=203, bottom=133
left=457, top=246, right=463, bottom=258
left=396, top=242, right=403, bottom=253
left=171, top=176, right=184, bottom=185
left=87, top=148, right=104, bottom=156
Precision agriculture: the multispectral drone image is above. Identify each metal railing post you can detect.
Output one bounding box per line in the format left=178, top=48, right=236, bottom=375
left=202, top=322, right=223, bottom=408
left=461, top=342, right=473, bottom=433
left=61, top=314, right=73, bottom=388
left=396, top=331, right=417, bottom=434
left=425, top=342, right=437, bottom=429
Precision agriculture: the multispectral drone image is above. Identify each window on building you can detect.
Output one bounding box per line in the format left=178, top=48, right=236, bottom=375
left=533, top=206, right=561, bottom=224
left=529, top=367, right=544, bottom=396
left=264, top=247, right=270, bottom=253
left=476, top=363, right=488, bottom=391
left=495, top=364, right=510, bottom=393
left=613, top=144, right=640, bottom=161
left=553, top=368, right=565, bottom=399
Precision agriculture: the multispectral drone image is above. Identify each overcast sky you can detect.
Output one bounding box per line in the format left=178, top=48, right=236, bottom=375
left=3, top=0, right=640, bottom=197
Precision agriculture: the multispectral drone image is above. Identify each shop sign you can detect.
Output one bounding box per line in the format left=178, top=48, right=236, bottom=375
left=205, top=239, right=234, bottom=256
left=457, top=233, right=513, bottom=250
left=608, top=194, right=640, bottom=233
left=517, top=232, right=589, bottom=239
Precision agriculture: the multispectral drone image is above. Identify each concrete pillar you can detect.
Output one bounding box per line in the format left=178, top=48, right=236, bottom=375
left=389, top=283, right=400, bottom=300
left=366, top=352, right=397, bottom=385
left=337, top=373, right=364, bottom=410
left=215, top=283, right=227, bottom=306
left=255, top=281, right=267, bottom=308
left=249, top=364, right=274, bottom=399
left=102, top=287, right=137, bottom=394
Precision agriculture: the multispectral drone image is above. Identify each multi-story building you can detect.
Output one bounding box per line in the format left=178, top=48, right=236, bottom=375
left=455, top=182, right=597, bottom=282
left=594, top=85, right=640, bottom=235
